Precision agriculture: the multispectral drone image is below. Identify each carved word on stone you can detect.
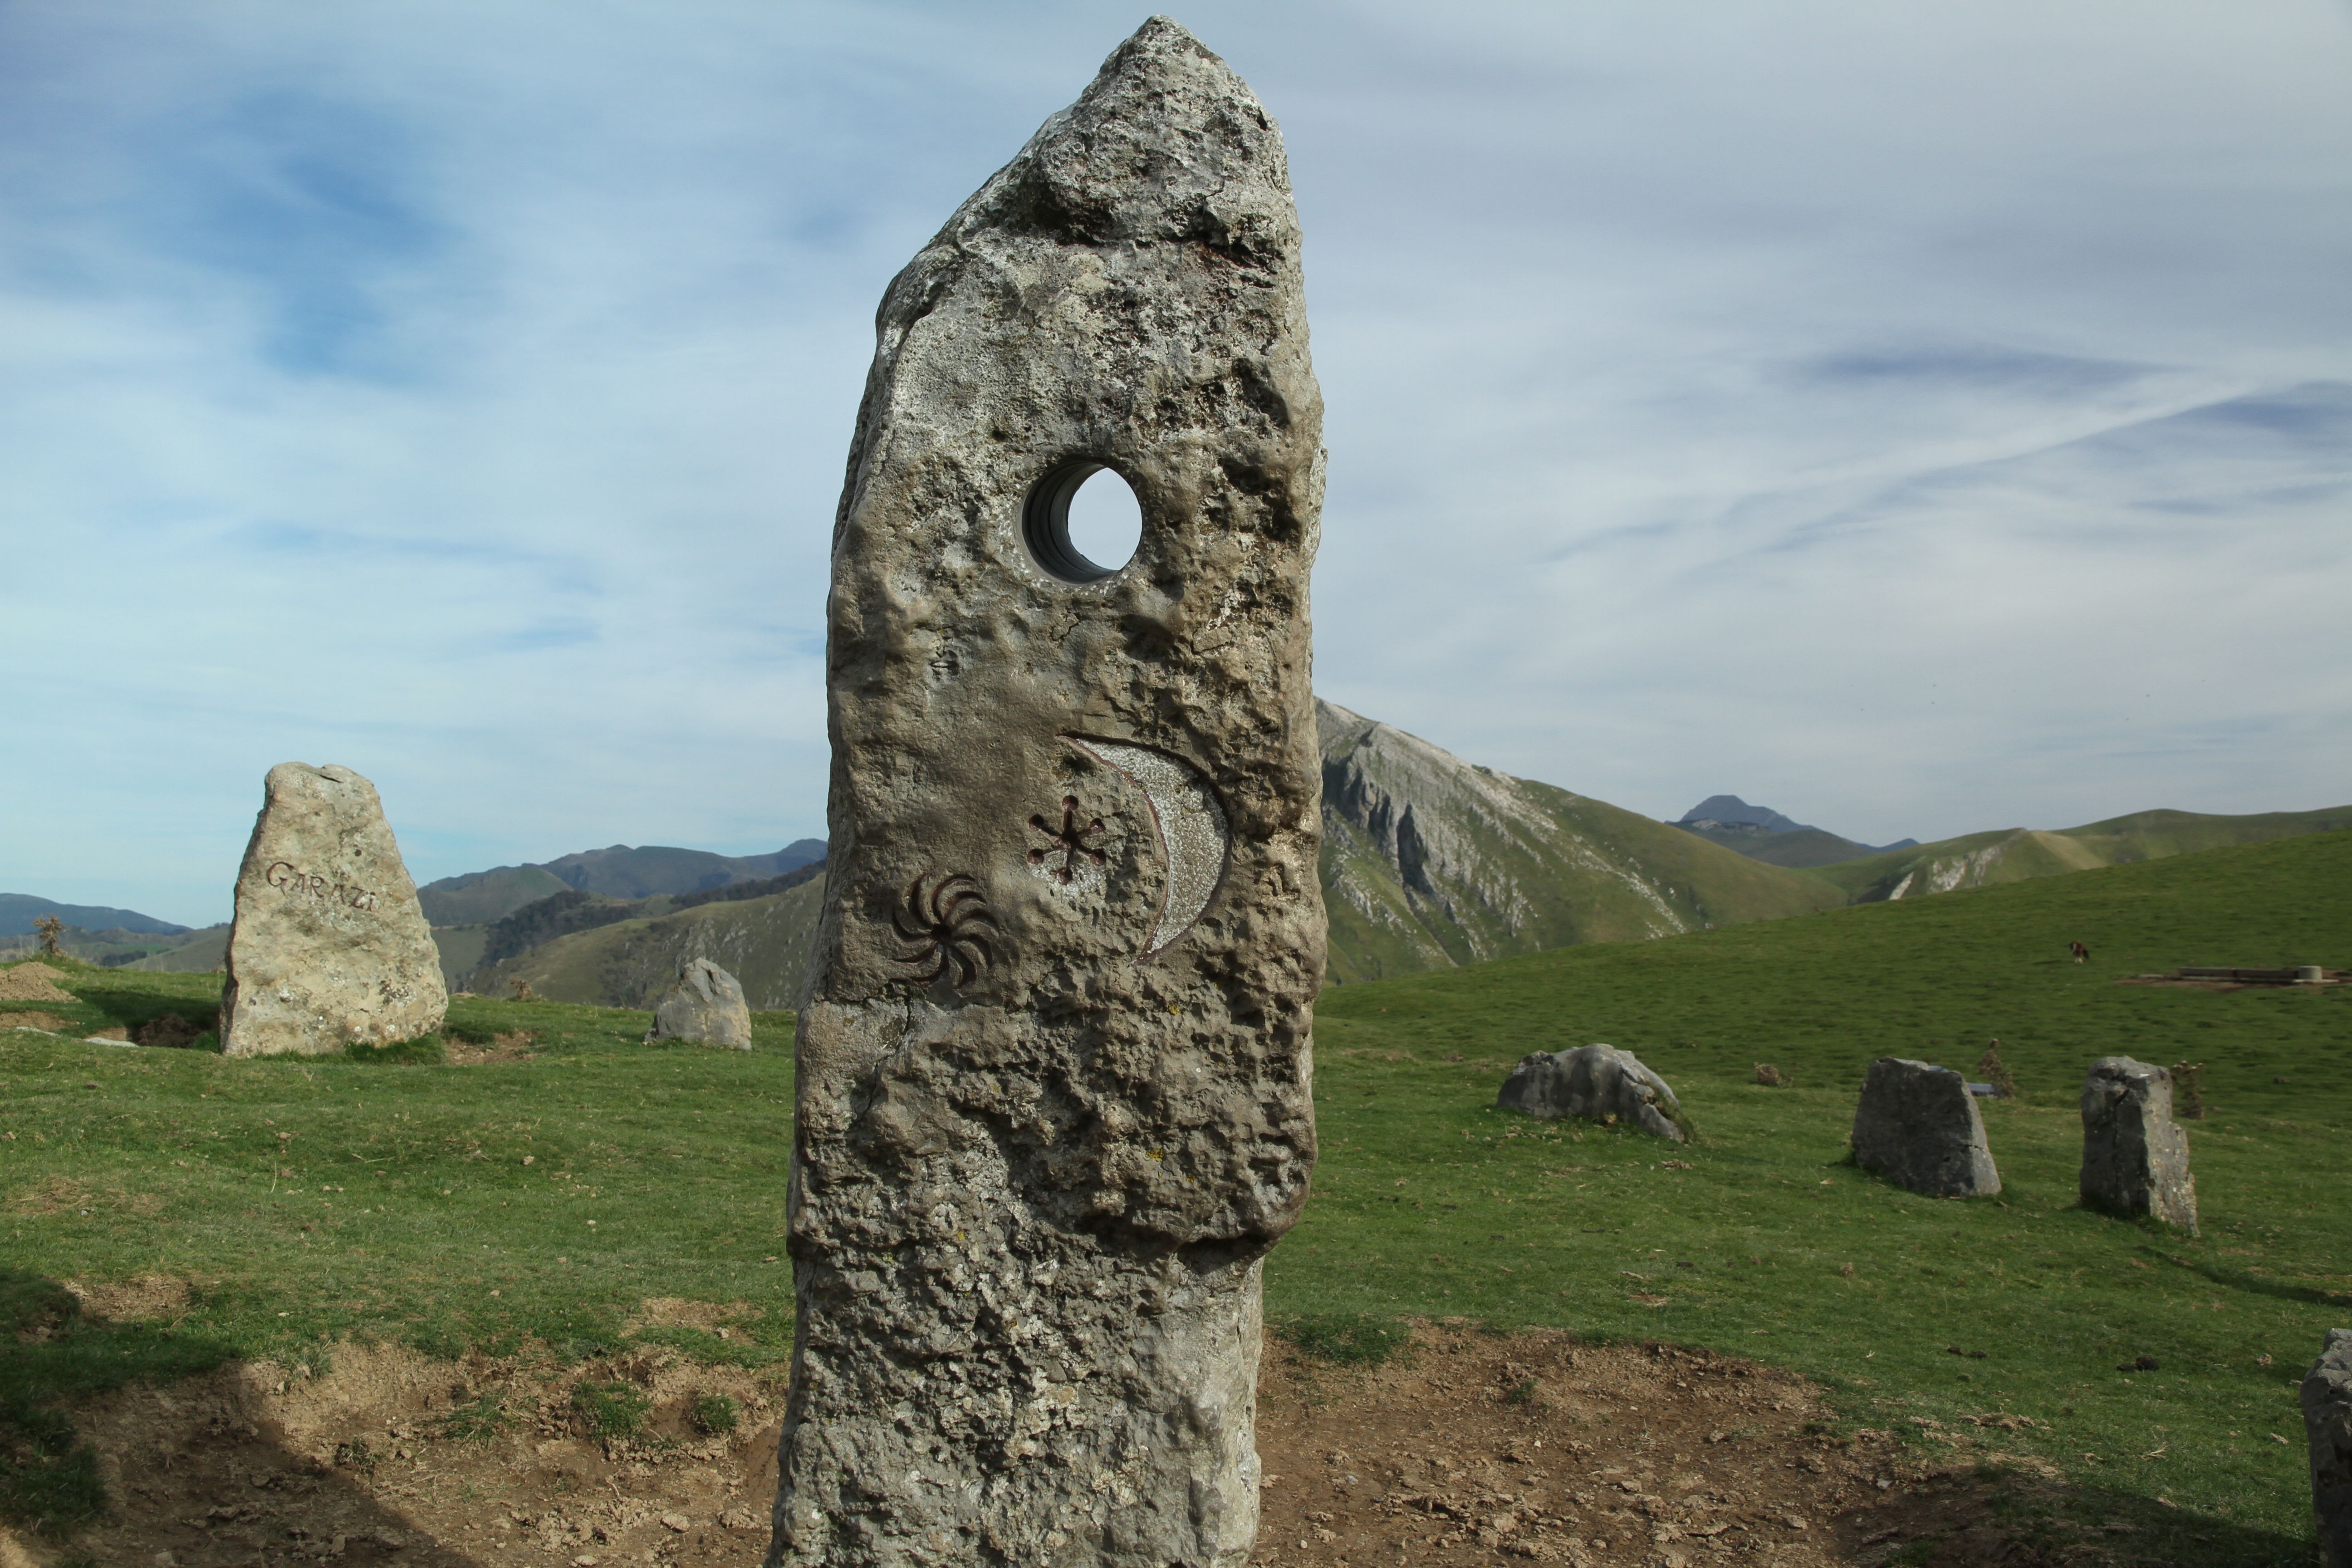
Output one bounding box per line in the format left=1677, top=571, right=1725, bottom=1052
left=1497, top=1044, right=1686, bottom=1142
left=1849, top=1057, right=2001, bottom=1198
left=769, top=19, right=1324, bottom=1568
left=2306, top=1329, right=2352, bottom=1568
left=646, top=957, right=753, bottom=1050
left=220, top=763, right=446, bottom=1057
left=2078, top=1056, right=2197, bottom=1231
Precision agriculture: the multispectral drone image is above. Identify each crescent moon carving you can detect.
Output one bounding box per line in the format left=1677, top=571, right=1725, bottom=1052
left=1065, top=736, right=1230, bottom=957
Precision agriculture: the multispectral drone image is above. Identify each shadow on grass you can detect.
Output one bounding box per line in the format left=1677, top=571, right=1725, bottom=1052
left=2146, top=1245, right=2352, bottom=1310
left=1842, top=1458, right=2311, bottom=1567
left=0, top=1268, right=495, bottom=1562
left=0, top=1267, right=233, bottom=1534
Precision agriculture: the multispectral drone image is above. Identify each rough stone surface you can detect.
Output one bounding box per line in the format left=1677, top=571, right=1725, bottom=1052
left=220, top=764, right=446, bottom=1057
left=647, top=957, right=753, bottom=1049
left=770, top=20, right=1323, bottom=1568
left=2307, top=1329, right=2352, bottom=1567
left=1496, top=1044, right=1686, bottom=1142
left=2079, top=1055, right=2197, bottom=1231
left=1850, top=1057, right=2001, bottom=1197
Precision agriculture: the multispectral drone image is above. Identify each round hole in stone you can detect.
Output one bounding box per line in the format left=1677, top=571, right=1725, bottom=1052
left=1024, top=462, right=1142, bottom=583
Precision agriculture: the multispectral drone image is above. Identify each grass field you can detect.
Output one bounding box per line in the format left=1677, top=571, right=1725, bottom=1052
left=5, top=828, right=2350, bottom=1560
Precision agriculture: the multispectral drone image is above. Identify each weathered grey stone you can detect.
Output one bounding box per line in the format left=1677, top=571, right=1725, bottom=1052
left=2079, top=1055, right=2197, bottom=1231
left=1497, top=1044, right=1686, bottom=1142
left=646, top=957, right=752, bottom=1049
left=220, top=763, right=446, bottom=1057
left=770, top=19, right=1322, bottom=1568
left=2306, top=1329, right=2352, bottom=1566
left=1850, top=1057, right=2000, bottom=1197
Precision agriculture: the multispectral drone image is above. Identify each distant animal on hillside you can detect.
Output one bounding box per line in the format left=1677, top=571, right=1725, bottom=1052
left=2069, top=941, right=2089, bottom=964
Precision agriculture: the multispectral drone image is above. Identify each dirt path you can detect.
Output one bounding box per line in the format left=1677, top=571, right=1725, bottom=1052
left=6, top=1320, right=2167, bottom=1568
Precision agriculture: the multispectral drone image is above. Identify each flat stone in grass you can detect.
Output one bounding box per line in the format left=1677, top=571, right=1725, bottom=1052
left=1850, top=1057, right=2000, bottom=1197
left=2305, top=1328, right=2352, bottom=1567
left=219, top=763, right=446, bottom=1057
left=2079, top=1055, right=2197, bottom=1232
left=1497, top=1044, right=1686, bottom=1142
left=646, top=957, right=752, bottom=1049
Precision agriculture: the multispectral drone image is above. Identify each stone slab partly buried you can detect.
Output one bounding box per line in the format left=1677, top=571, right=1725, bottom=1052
left=220, top=763, right=446, bottom=1057
left=1850, top=1057, right=2001, bottom=1198
left=771, top=18, right=1324, bottom=1568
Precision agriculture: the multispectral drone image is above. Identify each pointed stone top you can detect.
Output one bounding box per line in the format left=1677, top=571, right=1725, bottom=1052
left=936, top=15, right=1295, bottom=265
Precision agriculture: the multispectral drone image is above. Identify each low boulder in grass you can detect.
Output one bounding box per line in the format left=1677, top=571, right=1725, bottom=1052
left=645, top=957, right=753, bottom=1049
left=1497, top=1044, right=1686, bottom=1142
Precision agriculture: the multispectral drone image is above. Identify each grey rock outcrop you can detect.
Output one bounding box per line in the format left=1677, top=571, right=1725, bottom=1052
left=646, top=957, right=752, bottom=1049
left=771, top=20, right=1323, bottom=1568
left=1850, top=1057, right=2001, bottom=1197
left=2306, top=1330, right=2352, bottom=1566
left=220, top=764, right=446, bottom=1057
left=1497, top=1044, right=1686, bottom=1142
left=2079, top=1056, right=2197, bottom=1231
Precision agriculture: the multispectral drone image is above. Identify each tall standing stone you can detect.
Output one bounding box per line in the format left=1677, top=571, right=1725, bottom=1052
left=2079, top=1056, right=2197, bottom=1231
left=1849, top=1057, right=2001, bottom=1197
left=220, top=764, right=446, bottom=1057
left=770, top=20, right=1323, bottom=1568
left=2305, top=1329, right=2352, bottom=1567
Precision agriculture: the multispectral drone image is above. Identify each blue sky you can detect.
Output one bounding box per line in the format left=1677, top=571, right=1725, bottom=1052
left=5, top=1, right=2349, bottom=927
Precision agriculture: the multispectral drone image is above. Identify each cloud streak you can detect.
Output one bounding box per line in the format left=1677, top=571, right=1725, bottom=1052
left=3, top=0, right=2349, bottom=923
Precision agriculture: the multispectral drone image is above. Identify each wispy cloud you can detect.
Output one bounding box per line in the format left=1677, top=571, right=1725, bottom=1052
left=3, top=1, right=2350, bottom=923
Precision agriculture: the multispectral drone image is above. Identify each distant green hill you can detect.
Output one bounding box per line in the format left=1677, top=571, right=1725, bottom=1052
left=416, top=866, right=571, bottom=926
left=1809, top=805, right=2352, bottom=903
left=0, top=893, right=187, bottom=936
left=1673, top=822, right=1886, bottom=868
left=1317, top=701, right=1843, bottom=982
left=415, top=839, right=824, bottom=925
left=470, top=876, right=825, bottom=1010
left=127, top=925, right=229, bottom=972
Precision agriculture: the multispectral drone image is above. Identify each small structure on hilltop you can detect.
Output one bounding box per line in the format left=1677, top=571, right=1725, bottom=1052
left=1850, top=1058, right=2001, bottom=1198
left=645, top=957, right=751, bottom=1049
left=2304, top=1330, right=2352, bottom=1567
left=1498, top=1044, right=1687, bottom=1142
left=2079, top=1056, right=2197, bottom=1231
left=770, top=20, right=1325, bottom=1568
left=219, top=763, right=446, bottom=1057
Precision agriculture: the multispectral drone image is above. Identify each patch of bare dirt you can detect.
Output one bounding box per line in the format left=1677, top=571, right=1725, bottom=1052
left=0, top=964, right=74, bottom=1004
left=0, top=1013, right=70, bottom=1033
left=448, top=1031, right=540, bottom=1067
left=2, top=1323, right=2229, bottom=1568
left=7, top=1179, right=164, bottom=1219
left=63, top=1274, right=196, bottom=1323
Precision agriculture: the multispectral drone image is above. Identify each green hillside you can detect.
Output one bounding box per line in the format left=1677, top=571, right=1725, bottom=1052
left=415, top=864, right=570, bottom=926
left=1809, top=804, right=2352, bottom=904
left=128, top=924, right=229, bottom=973
left=1319, top=701, right=1842, bottom=981
left=1671, top=820, right=1886, bottom=867
left=5, top=826, right=2349, bottom=1559
left=1289, top=828, right=2352, bottom=1558
left=471, top=876, right=825, bottom=1009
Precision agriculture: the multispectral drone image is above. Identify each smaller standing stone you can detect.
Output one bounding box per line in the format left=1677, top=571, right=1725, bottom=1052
left=2079, top=1056, right=2197, bottom=1231
left=646, top=957, right=752, bottom=1049
left=1850, top=1058, right=2000, bottom=1197
left=2305, top=1329, right=2352, bottom=1567
left=1497, top=1044, right=1686, bottom=1142
left=220, top=764, right=446, bottom=1057
left=2170, top=1060, right=2207, bottom=1119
